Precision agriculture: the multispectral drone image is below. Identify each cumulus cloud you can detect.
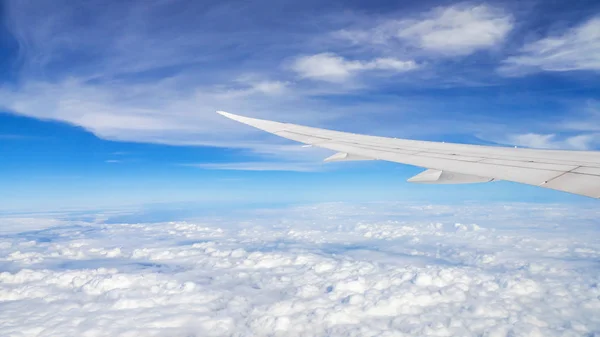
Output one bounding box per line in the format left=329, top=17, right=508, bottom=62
left=292, top=53, right=418, bottom=82
left=1, top=202, right=599, bottom=336
left=500, top=16, right=600, bottom=75
left=338, top=4, right=513, bottom=56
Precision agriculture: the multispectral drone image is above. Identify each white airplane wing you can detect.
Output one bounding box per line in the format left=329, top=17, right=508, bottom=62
left=217, top=111, right=600, bottom=198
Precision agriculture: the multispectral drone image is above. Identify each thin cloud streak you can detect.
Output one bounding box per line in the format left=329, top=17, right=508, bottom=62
left=292, top=53, right=418, bottom=82
left=184, top=161, right=326, bottom=172
left=500, top=15, right=600, bottom=75
left=504, top=133, right=600, bottom=150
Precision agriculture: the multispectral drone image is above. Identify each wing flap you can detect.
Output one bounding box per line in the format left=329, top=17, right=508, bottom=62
left=324, top=152, right=374, bottom=162
left=407, top=169, right=494, bottom=184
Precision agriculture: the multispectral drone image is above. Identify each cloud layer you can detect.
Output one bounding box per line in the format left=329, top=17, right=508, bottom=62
left=1, top=202, right=599, bottom=336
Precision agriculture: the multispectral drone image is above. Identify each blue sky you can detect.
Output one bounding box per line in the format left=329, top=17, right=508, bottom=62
left=1, top=0, right=599, bottom=211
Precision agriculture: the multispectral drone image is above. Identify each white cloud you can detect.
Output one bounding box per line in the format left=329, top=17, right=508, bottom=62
left=0, top=202, right=599, bottom=336
left=292, top=53, right=418, bottom=82
left=251, top=80, right=288, bottom=94
left=338, top=4, right=513, bottom=56
left=506, top=133, right=600, bottom=150
left=0, top=77, right=339, bottom=161
left=397, top=5, right=513, bottom=55
left=218, top=76, right=290, bottom=98
left=488, top=101, right=600, bottom=151
left=501, top=16, right=600, bottom=75
left=564, top=134, right=600, bottom=150
left=509, top=133, right=556, bottom=149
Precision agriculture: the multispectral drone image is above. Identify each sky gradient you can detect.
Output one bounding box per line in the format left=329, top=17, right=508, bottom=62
left=1, top=0, right=599, bottom=211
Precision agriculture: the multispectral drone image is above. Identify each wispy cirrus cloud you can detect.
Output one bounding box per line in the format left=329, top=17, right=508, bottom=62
left=337, top=4, right=513, bottom=56
left=1, top=1, right=330, bottom=149
left=291, top=53, right=418, bottom=82
left=480, top=100, right=600, bottom=151
left=504, top=133, right=600, bottom=150
left=216, top=75, right=290, bottom=98
left=500, top=16, right=600, bottom=76
left=0, top=0, right=425, bottom=163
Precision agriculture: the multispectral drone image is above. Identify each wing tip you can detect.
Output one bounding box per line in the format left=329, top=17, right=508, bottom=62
left=216, top=110, right=248, bottom=124
left=216, top=110, right=233, bottom=118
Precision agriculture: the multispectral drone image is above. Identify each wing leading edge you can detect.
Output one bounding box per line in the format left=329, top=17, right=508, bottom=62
left=217, top=111, right=600, bottom=199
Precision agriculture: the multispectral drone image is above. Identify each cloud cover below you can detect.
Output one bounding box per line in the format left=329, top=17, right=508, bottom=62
left=1, top=202, right=599, bottom=336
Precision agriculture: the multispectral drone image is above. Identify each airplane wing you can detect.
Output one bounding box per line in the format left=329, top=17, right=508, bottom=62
left=217, top=111, right=600, bottom=198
